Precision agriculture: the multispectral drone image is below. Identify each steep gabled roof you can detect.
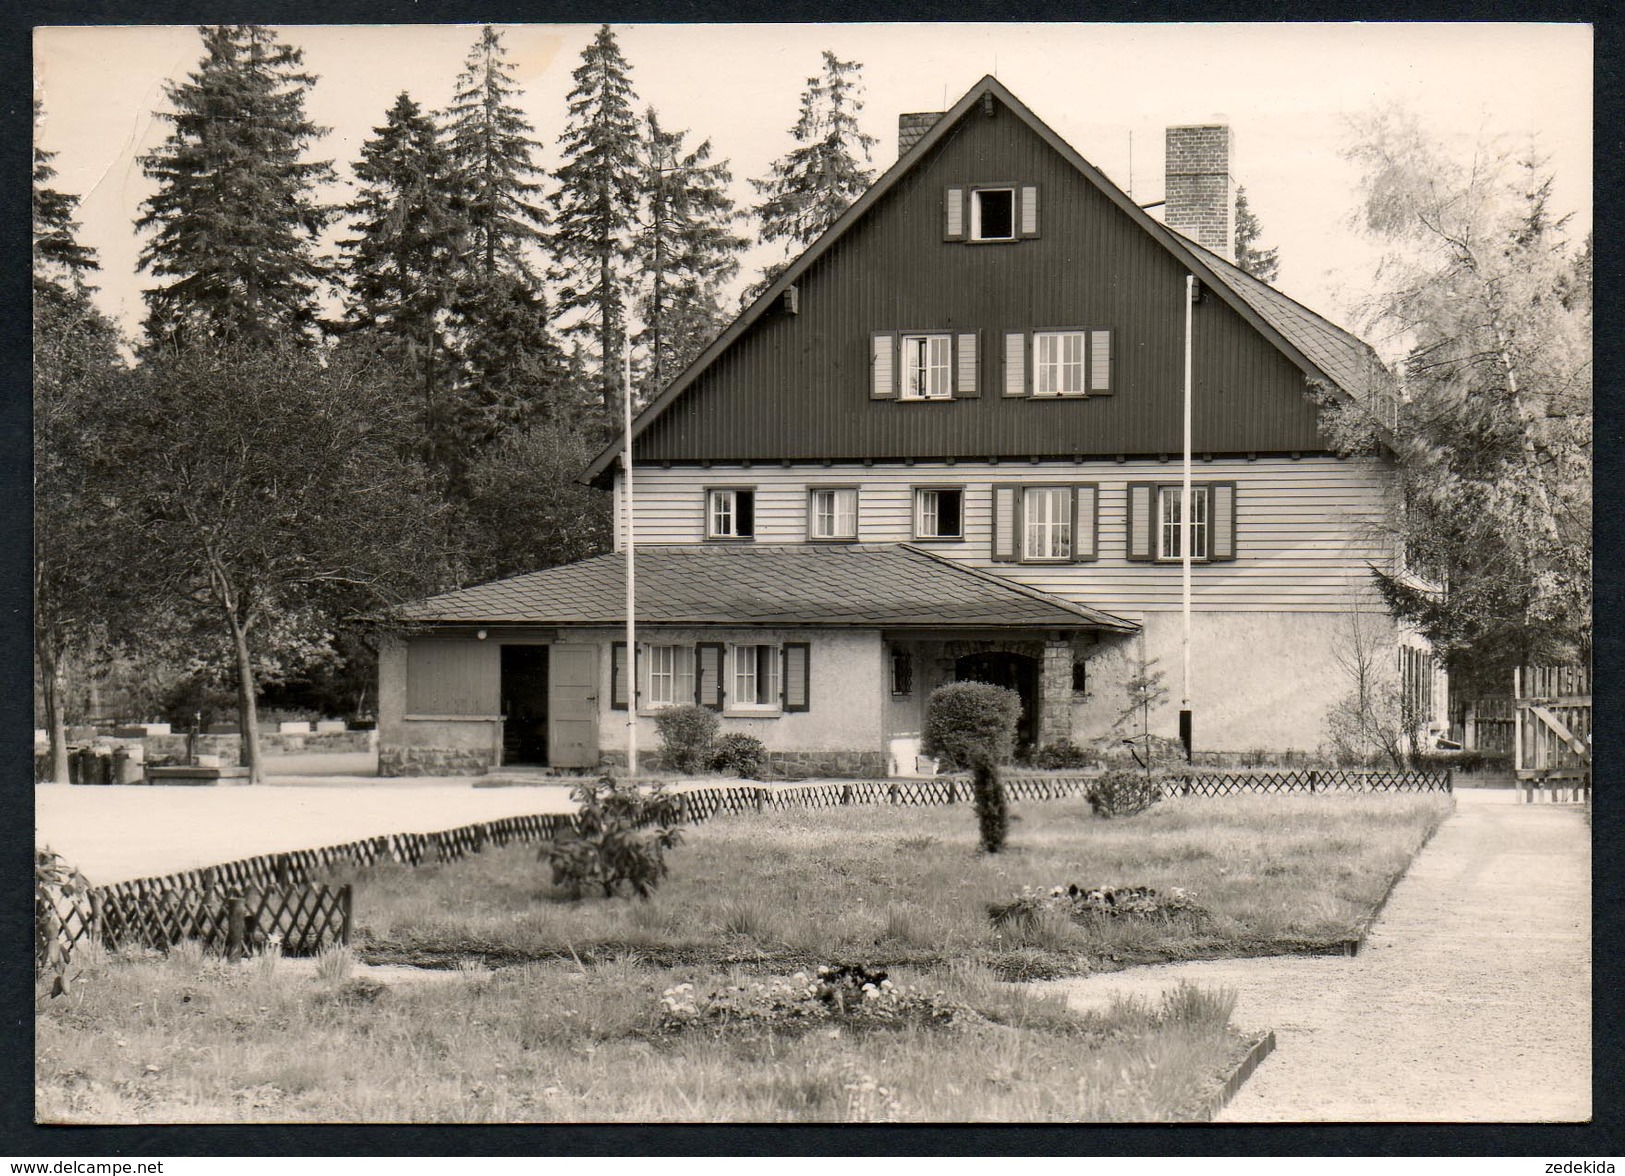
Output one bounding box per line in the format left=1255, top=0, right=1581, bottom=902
left=398, top=543, right=1138, bottom=631
left=584, top=75, right=1387, bottom=484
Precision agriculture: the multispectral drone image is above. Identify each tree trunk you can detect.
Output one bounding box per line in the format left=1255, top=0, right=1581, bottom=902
left=225, top=608, right=264, bottom=786
left=38, top=639, right=71, bottom=784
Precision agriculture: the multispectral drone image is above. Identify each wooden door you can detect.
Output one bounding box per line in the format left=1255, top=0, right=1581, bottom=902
left=547, top=644, right=600, bottom=768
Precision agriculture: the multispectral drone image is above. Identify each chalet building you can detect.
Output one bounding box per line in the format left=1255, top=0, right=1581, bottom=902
left=379, top=76, right=1444, bottom=777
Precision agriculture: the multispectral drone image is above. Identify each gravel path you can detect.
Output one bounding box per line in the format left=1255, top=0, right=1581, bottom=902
left=35, top=780, right=579, bottom=885
left=1039, top=789, right=1591, bottom=1122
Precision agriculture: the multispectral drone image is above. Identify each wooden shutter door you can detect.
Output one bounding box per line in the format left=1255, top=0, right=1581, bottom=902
left=1089, top=330, right=1112, bottom=393
left=1126, top=483, right=1155, bottom=561
left=1019, top=186, right=1040, bottom=237
left=992, top=484, right=1020, bottom=562
left=871, top=333, right=898, bottom=399
left=944, top=187, right=966, bottom=240
left=1210, top=482, right=1237, bottom=561
left=695, top=642, right=725, bottom=711
left=782, top=643, right=811, bottom=712
left=610, top=641, right=629, bottom=710
left=954, top=332, right=979, bottom=397
left=1071, top=484, right=1098, bottom=561
left=1003, top=332, right=1029, bottom=397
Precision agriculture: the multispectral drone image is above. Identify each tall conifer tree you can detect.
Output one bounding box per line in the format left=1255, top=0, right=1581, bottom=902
left=340, top=92, right=467, bottom=465
left=137, top=25, right=335, bottom=349
left=635, top=109, right=746, bottom=401
left=1233, top=185, right=1281, bottom=282
left=552, top=24, right=642, bottom=415
left=751, top=51, right=876, bottom=257
left=33, top=100, right=99, bottom=304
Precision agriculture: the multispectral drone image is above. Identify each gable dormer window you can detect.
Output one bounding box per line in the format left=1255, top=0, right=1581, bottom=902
left=901, top=334, right=953, bottom=400
left=971, top=188, right=1015, bottom=241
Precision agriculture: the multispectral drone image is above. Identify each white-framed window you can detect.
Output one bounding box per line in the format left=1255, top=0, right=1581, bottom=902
left=1157, top=485, right=1209, bottom=561
left=1023, top=486, right=1073, bottom=561
left=901, top=334, right=953, bottom=400
left=706, top=488, right=755, bottom=539
left=1033, top=330, right=1086, bottom=397
left=970, top=187, right=1016, bottom=241
left=644, top=643, right=696, bottom=709
left=913, top=487, right=964, bottom=539
left=809, top=488, right=858, bottom=540
left=730, top=643, right=782, bottom=711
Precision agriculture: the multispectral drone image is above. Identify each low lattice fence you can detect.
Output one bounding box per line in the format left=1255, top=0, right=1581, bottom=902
left=36, top=768, right=1448, bottom=973
left=36, top=877, right=351, bottom=969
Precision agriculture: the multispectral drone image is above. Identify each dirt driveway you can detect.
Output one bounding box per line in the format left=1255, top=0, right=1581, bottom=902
left=35, top=779, right=579, bottom=885
left=1040, top=789, right=1590, bottom=1122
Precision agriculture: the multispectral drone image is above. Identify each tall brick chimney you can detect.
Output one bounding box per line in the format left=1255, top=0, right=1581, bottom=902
left=1164, top=124, right=1234, bottom=259
left=898, top=112, right=942, bottom=158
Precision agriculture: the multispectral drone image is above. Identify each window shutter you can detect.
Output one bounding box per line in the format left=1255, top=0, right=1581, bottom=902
left=695, top=642, right=725, bottom=711
left=1126, top=483, right=1155, bottom=561
left=954, top=332, right=979, bottom=398
left=1089, top=330, right=1112, bottom=393
left=1003, top=332, right=1028, bottom=397
left=783, top=643, right=811, bottom=712
left=1210, top=482, right=1237, bottom=561
left=1019, top=185, right=1039, bottom=237
left=992, top=484, right=1019, bottom=562
left=944, top=187, right=966, bottom=240
left=871, top=333, right=898, bottom=399
left=611, top=641, right=629, bottom=710
left=1071, top=484, right=1098, bottom=562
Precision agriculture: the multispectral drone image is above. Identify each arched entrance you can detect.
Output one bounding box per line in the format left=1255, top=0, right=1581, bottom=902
left=954, top=651, right=1039, bottom=752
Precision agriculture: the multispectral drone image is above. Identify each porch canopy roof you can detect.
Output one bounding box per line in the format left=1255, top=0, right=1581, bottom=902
left=398, top=544, right=1138, bottom=633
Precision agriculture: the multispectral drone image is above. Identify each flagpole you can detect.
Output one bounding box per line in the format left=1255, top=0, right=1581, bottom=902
left=1181, top=274, right=1194, bottom=763
left=622, top=340, right=637, bottom=778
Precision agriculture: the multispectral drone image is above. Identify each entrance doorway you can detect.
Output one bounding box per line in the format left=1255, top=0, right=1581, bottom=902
left=500, top=645, right=549, bottom=765
left=954, top=651, right=1039, bottom=751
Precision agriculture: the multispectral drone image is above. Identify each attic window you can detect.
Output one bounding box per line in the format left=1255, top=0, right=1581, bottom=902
left=971, top=188, right=1015, bottom=240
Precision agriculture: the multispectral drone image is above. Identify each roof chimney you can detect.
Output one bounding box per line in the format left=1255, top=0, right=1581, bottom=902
left=898, top=112, right=942, bottom=159
left=1164, top=124, right=1234, bottom=259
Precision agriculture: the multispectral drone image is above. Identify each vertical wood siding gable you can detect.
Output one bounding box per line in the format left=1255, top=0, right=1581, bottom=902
left=630, top=106, right=1333, bottom=464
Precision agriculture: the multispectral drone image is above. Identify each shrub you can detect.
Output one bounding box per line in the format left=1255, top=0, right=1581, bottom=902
left=654, top=704, right=719, bottom=774
left=710, top=732, right=767, bottom=779
left=923, top=683, right=1019, bottom=854
left=1028, top=737, right=1097, bottom=770
left=539, top=777, right=687, bottom=899
left=922, top=682, right=1020, bottom=771
left=1086, top=770, right=1167, bottom=819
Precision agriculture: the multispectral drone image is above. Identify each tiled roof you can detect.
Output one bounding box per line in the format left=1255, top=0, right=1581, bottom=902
left=1178, top=234, right=1395, bottom=404
left=399, top=544, right=1138, bottom=631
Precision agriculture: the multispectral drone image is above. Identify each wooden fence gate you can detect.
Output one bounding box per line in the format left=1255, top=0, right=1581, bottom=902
left=1515, top=664, right=1591, bottom=802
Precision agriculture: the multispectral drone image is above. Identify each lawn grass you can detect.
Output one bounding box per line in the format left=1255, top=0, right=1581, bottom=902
left=36, top=945, right=1252, bottom=1123
left=344, top=793, right=1454, bottom=977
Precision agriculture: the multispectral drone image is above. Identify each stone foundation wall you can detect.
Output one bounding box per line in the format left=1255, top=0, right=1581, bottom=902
left=378, top=745, right=498, bottom=776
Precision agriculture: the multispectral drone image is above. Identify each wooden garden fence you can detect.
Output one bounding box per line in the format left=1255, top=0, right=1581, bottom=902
left=1514, top=664, right=1592, bottom=802
left=35, top=768, right=1449, bottom=974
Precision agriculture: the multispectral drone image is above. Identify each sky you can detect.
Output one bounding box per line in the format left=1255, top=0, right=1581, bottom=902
left=33, top=22, right=1593, bottom=352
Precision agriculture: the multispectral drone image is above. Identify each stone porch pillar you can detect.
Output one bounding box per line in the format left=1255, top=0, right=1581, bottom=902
left=1037, top=639, right=1074, bottom=748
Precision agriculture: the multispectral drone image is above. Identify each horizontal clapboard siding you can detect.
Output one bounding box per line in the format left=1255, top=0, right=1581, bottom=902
left=617, top=455, right=1395, bottom=613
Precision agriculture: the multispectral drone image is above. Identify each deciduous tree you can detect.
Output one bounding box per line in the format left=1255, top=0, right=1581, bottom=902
left=1327, top=108, right=1591, bottom=699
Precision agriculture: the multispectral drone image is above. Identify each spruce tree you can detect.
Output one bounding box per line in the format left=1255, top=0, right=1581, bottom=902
left=552, top=24, right=642, bottom=415
left=33, top=99, right=99, bottom=303
left=1233, top=185, right=1280, bottom=282
left=137, top=25, right=335, bottom=349
left=340, top=91, right=467, bottom=464
left=635, top=109, right=746, bottom=401
left=751, top=51, right=877, bottom=258
left=444, top=26, right=549, bottom=286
